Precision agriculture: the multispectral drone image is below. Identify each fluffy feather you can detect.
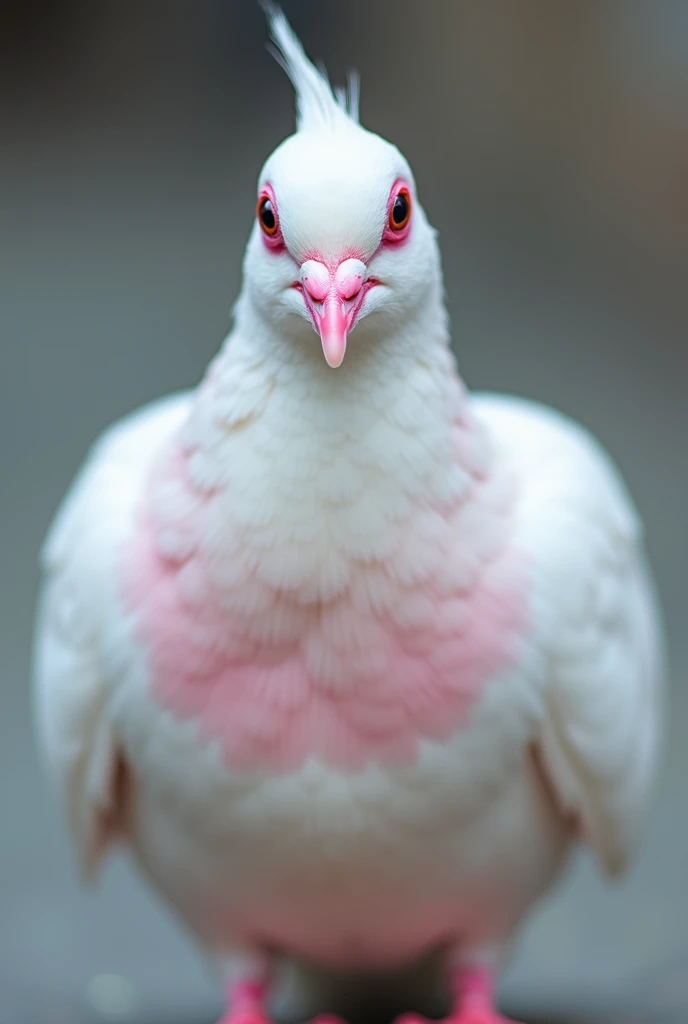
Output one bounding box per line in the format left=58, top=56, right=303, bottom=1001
left=33, top=8, right=664, bottom=1022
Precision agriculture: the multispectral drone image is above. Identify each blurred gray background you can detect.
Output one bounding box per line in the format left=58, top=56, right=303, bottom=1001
left=1, top=2, right=687, bottom=1022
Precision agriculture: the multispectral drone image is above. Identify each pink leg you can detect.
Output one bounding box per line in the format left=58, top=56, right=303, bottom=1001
left=218, top=969, right=347, bottom=1024
left=395, top=958, right=520, bottom=1024
left=449, top=963, right=520, bottom=1024
left=218, top=978, right=271, bottom=1024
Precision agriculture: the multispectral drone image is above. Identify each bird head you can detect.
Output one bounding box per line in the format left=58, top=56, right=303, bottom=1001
left=242, top=6, right=443, bottom=369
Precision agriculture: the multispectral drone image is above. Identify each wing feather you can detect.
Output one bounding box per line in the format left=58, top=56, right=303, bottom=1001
left=475, top=394, right=664, bottom=875
left=33, top=393, right=191, bottom=877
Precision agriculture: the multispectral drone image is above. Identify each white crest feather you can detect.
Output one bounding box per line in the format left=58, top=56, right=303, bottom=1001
left=263, top=3, right=360, bottom=132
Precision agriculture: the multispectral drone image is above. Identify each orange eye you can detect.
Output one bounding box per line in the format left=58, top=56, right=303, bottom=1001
left=257, top=194, right=279, bottom=236
left=389, top=187, right=411, bottom=231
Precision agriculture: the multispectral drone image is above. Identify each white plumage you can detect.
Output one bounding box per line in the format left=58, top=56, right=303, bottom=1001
left=33, top=9, right=664, bottom=1024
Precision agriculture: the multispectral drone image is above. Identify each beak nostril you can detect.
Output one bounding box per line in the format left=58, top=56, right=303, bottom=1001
left=297, top=257, right=374, bottom=367
left=334, top=258, right=367, bottom=302
left=302, top=276, right=329, bottom=303
left=337, top=274, right=363, bottom=301
left=300, top=260, right=330, bottom=302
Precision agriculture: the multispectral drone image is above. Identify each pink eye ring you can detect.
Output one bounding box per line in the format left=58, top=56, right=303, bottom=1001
left=389, top=187, right=411, bottom=232
left=383, top=182, right=413, bottom=244
left=257, top=194, right=279, bottom=237
left=256, top=186, right=284, bottom=251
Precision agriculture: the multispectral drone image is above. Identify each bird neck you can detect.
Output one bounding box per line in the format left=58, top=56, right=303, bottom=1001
left=214, top=285, right=464, bottom=436
left=179, top=297, right=486, bottom=602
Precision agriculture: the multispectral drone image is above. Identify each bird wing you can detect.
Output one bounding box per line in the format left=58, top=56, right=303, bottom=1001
left=474, top=393, right=665, bottom=876
left=33, top=393, right=191, bottom=878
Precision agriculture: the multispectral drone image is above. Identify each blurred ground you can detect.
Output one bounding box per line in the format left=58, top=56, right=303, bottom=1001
left=1, top=3, right=687, bottom=1024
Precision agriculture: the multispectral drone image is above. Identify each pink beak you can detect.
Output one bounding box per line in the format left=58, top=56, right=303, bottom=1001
left=300, top=258, right=371, bottom=368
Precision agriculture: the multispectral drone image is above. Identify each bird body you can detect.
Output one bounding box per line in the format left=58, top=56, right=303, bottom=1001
left=34, top=10, right=664, bottom=1024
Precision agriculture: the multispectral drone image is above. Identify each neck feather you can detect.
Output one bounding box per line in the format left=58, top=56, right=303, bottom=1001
left=173, top=297, right=490, bottom=602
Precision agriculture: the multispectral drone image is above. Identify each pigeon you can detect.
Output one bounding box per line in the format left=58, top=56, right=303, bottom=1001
left=33, top=7, right=664, bottom=1024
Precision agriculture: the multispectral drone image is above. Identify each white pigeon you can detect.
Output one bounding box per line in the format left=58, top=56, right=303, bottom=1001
left=33, top=8, right=664, bottom=1024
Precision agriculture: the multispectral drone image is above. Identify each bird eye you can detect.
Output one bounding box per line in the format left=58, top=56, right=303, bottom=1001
left=389, top=187, right=411, bottom=232
left=257, top=194, right=279, bottom=237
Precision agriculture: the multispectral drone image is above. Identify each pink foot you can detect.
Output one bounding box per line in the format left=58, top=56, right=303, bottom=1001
left=394, top=962, right=521, bottom=1024
left=218, top=1011, right=271, bottom=1024
left=218, top=980, right=272, bottom=1024
left=220, top=1006, right=347, bottom=1024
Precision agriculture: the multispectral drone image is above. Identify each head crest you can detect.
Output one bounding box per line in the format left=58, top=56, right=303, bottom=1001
left=262, top=3, right=360, bottom=132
